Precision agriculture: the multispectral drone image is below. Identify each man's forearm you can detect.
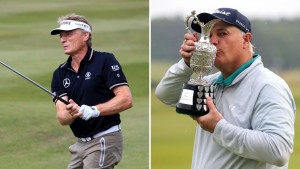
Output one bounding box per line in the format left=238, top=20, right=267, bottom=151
left=96, top=85, right=133, bottom=116
left=155, top=59, right=193, bottom=106
left=213, top=119, right=293, bottom=166
left=56, top=110, right=77, bottom=125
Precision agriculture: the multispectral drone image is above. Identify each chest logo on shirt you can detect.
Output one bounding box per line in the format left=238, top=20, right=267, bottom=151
left=85, top=72, right=91, bottom=80
left=63, top=78, right=71, bottom=88
left=111, top=65, right=119, bottom=71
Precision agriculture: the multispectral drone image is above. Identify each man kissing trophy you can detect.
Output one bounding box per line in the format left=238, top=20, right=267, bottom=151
left=176, top=11, right=222, bottom=116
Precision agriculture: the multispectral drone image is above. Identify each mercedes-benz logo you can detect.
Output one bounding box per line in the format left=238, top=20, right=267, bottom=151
left=85, top=72, right=91, bottom=78
left=63, top=78, right=70, bottom=88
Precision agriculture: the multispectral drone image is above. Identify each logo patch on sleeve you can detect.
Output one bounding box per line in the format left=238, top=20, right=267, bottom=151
left=111, top=65, right=120, bottom=71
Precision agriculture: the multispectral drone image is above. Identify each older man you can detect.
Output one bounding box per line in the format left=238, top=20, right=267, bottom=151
left=155, top=8, right=295, bottom=169
left=50, top=13, right=132, bottom=169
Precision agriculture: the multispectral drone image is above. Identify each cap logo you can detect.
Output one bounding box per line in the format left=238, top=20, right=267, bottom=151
left=214, top=9, right=231, bottom=16
left=60, top=20, right=91, bottom=33
left=61, top=20, right=71, bottom=25
left=236, top=20, right=249, bottom=32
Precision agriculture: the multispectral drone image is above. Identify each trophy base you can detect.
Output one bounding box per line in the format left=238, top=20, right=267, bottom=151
left=176, top=82, right=215, bottom=117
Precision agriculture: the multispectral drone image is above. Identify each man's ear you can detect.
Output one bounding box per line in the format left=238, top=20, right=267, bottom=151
left=83, top=31, right=90, bottom=42
left=243, top=32, right=252, bottom=49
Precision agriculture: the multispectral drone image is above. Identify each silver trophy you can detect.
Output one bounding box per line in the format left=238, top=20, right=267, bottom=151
left=176, top=11, right=222, bottom=116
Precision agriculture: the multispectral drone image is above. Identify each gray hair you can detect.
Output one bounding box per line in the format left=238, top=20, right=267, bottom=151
left=241, top=31, right=255, bottom=55
left=58, top=13, right=92, bottom=48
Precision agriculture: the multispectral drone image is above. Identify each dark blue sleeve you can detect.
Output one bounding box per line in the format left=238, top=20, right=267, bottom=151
left=51, top=69, right=68, bottom=103
left=103, top=53, right=128, bottom=90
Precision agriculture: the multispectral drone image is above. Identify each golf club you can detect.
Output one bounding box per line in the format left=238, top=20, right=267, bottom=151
left=0, top=60, right=69, bottom=105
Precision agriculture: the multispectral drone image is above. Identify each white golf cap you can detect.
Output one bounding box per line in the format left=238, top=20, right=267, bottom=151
left=50, top=20, right=92, bottom=35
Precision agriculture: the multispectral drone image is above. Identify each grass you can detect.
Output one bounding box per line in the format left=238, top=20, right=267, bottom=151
left=151, top=91, right=195, bottom=169
left=151, top=61, right=195, bottom=169
left=0, top=0, right=149, bottom=168
left=151, top=61, right=300, bottom=169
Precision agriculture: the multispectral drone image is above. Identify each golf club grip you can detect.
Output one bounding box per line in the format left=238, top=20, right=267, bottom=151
left=56, top=96, right=70, bottom=105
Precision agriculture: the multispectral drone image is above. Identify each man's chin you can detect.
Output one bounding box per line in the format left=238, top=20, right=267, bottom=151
left=214, top=58, right=222, bottom=69
left=63, top=50, right=71, bottom=55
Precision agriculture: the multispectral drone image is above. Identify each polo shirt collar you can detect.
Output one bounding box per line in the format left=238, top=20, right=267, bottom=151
left=214, top=54, right=260, bottom=86
left=60, top=47, right=94, bottom=70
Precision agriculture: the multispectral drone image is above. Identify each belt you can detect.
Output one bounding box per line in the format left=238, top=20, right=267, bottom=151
left=79, top=124, right=121, bottom=142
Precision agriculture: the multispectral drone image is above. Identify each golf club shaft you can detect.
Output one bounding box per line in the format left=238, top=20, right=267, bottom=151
left=0, top=60, right=69, bottom=105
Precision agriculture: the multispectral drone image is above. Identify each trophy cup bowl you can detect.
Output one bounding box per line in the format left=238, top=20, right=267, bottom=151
left=176, top=11, right=222, bottom=116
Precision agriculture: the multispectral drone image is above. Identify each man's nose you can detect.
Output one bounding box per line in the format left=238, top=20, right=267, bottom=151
left=60, top=35, right=66, bottom=43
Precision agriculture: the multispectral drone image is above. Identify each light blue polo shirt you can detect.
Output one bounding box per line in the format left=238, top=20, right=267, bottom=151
left=214, top=55, right=260, bottom=86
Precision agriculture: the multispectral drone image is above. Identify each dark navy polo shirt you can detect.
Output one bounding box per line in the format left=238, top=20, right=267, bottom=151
left=51, top=48, right=128, bottom=138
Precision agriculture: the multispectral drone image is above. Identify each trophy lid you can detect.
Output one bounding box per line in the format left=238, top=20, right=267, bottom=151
left=191, top=8, right=251, bottom=34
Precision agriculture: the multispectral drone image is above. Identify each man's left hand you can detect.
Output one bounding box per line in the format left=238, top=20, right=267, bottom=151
left=79, top=105, right=100, bottom=121
left=191, top=97, right=224, bottom=133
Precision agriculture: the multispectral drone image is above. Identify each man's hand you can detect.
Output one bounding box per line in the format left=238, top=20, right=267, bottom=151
left=79, top=105, right=100, bottom=121
left=66, top=99, right=82, bottom=118
left=191, top=97, right=224, bottom=133
left=179, top=32, right=199, bottom=66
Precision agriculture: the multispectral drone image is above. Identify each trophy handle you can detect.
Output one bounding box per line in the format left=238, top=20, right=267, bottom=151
left=184, top=11, right=223, bottom=38
left=201, top=19, right=223, bottom=36
left=184, top=10, right=197, bottom=35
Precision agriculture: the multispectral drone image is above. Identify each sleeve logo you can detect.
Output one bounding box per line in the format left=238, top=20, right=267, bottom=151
left=111, top=65, right=120, bottom=71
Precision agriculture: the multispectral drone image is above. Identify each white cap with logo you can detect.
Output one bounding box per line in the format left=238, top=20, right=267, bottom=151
left=50, top=20, right=91, bottom=35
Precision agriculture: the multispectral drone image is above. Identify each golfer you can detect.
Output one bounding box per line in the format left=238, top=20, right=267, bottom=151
left=156, top=8, right=296, bottom=169
left=50, top=13, right=133, bottom=169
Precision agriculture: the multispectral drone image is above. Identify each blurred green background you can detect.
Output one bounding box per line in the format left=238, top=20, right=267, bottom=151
left=0, top=0, right=149, bottom=168
left=151, top=16, right=300, bottom=169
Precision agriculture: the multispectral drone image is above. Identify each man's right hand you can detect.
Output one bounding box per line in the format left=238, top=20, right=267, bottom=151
left=179, top=32, right=199, bottom=66
left=66, top=99, right=82, bottom=118
left=56, top=99, right=83, bottom=125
